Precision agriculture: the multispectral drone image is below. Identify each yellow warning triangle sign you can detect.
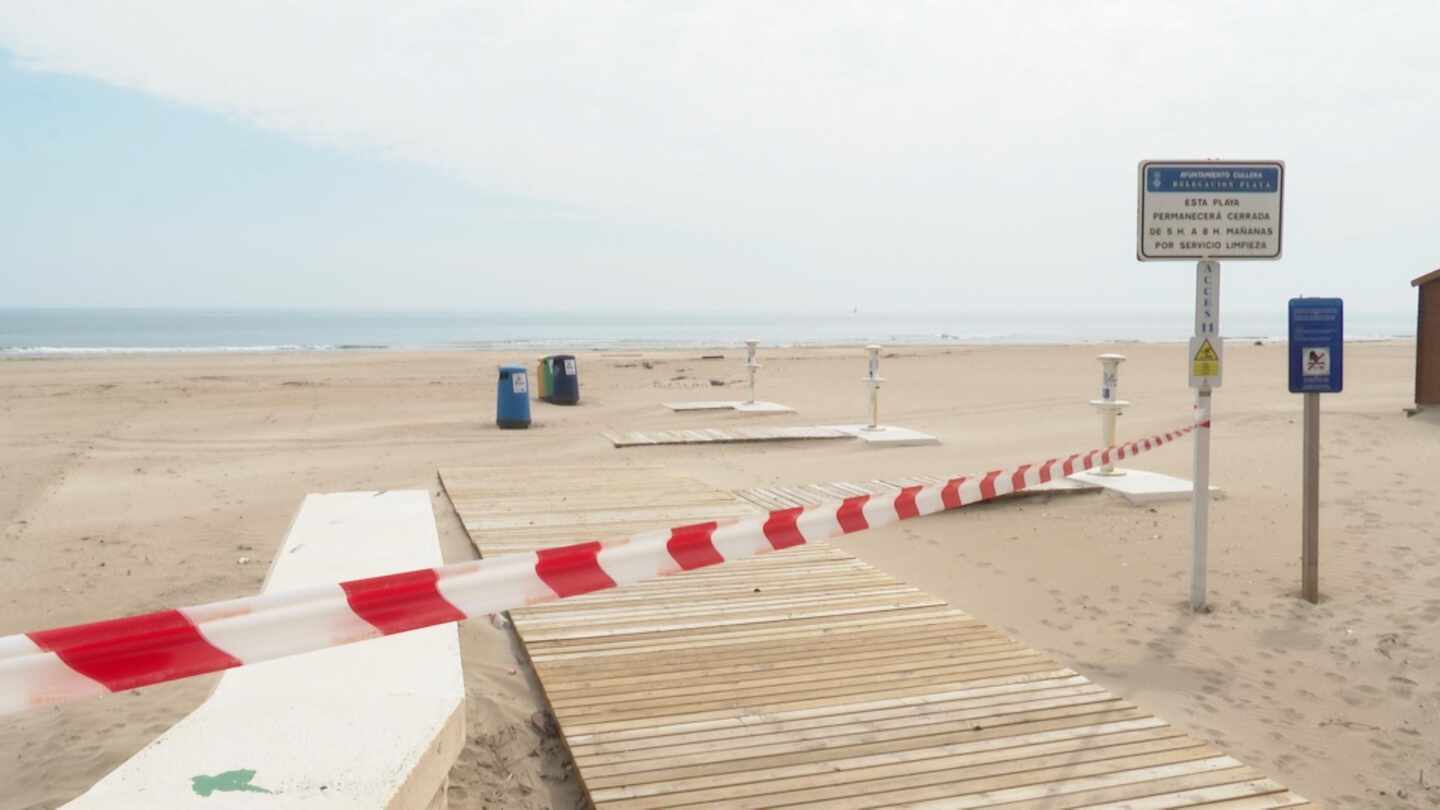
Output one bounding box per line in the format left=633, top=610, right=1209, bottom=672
left=1193, top=340, right=1219, bottom=363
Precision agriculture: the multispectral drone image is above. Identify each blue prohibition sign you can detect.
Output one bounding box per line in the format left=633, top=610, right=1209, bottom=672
left=1288, top=298, right=1343, bottom=394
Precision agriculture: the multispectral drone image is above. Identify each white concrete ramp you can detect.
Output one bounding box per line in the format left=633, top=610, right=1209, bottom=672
left=829, top=423, right=941, bottom=447
left=66, top=491, right=465, bottom=809
left=604, top=425, right=849, bottom=447
left=1069, top=468, right=1223, bottom=505
left=604, top=424, right=941, bottom=448
left=662, top=400, right=795, bottom=413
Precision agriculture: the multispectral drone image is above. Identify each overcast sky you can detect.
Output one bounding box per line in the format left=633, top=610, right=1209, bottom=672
left=2, top=2, right=1436, bottom=315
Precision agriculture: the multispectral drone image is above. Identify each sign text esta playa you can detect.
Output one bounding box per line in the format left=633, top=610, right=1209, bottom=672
left=1137, top=161, right=1284, bottom=261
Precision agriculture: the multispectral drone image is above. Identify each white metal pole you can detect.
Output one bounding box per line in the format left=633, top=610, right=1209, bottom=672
left=1192, top=388, right=1211, bottom=611
left=1191, top=259, right=1219, bottom=612
left=864, top=344, right=883, bottom=431
left=1302, top=391, right=1320, bottom=603
left=744, top=339, right=760, bottom=405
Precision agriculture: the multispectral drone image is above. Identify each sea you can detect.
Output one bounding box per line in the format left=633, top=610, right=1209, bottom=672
left=0, top=308, right=1415, bottom=355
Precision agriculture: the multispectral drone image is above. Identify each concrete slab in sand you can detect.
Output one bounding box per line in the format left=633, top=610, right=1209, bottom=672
left=662, top=400, right=795, bottom=413
left=605, top=425, right=847, bottom=447
left=827, top=424, right=941, bottom=447
left=1069, top=467, right=1223, bottom=506
left=65, top=491, right=464, bottom=810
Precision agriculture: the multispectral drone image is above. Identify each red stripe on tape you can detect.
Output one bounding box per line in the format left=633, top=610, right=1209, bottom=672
left=979, top=470, right=1002, bottom=501
left=1061, top=454, right=1079, bottom=477
left=1010, top=464, right=1032, bottom=493
left=28, top=609, right=242, bottom=693
left=894, top=486, right=923, bottom=520
left=836, top=495, right=870, bottom=533
left=1039, top=460, right=1057, bottom=484
left=940, top=477, right=966, bottom=510
left=534, top=541, right=617, bottom=598
left=667, top=522, right=722, bottom=571
left=342, top=568, right=466, bottom=635
left=762, top=507, right=807, bottom=550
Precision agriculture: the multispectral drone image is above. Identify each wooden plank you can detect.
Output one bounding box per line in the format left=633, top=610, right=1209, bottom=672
left=572, top=695, right=1134, bottom=767
left=1080, top=781, right=1304, bottom=810
left=439, top=465, right=1305, bottom=809
left=541, top=639, right=1035, bottom=695
left=525, top=626, right=1019, bottom=669
left=567, top=686, right=1116, bottom=757
left=598, top=738, right=1215, bottom=808
left=970, top=766, right=1272, bottom=810
left=522, top=607, right=967, bottom=656
left=584, top=726, right=1188, bottom=802
left=554, top=670, right=1087, bottom=739
left=516, top=596, right=947, bottom=642
left=533, top=631, right=1026, bottom=683
left=590, top=729, right=1194, bottom=806
left=563, top=677, right=1104, bottom=747
left=548, top=659, right=1073, bottom=726
left=578, top=708, right=1157, bottom=783
left=704, top=758, right=1253, bottom=810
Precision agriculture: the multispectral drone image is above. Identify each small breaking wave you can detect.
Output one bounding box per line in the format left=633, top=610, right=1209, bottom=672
left=0, top=344, right=342, bottom=356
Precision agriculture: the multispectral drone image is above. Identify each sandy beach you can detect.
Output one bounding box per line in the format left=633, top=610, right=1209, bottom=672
left=1, top=341, right=1436, bottom=809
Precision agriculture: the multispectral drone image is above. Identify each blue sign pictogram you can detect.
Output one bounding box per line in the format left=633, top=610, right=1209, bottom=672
left=1288, top=298, right=1343, bottom=394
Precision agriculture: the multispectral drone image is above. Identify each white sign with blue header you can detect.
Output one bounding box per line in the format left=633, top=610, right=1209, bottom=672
left=1138, top=161, right=1284, bottom=261
left=1289, top=298, right=1343, bottom=393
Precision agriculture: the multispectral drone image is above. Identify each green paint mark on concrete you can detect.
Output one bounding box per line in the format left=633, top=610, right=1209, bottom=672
left=191, top=769, right=275, bottom=797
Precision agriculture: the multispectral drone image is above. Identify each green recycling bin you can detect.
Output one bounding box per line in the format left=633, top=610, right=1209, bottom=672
left=547, top=354, right=579, bottom=405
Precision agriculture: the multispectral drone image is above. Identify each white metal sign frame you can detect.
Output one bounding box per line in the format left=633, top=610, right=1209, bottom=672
left=1137, top=160, right=1284, bottom=262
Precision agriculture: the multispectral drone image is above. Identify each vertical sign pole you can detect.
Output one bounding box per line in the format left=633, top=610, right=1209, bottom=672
left=1192, top=388, right=1212, bottom=610
left=1302, top=392, right=1320, bottom=602
left=1191, top=259, right=1219, bottom=612
left=1290, top=296, right=1339, bottom=603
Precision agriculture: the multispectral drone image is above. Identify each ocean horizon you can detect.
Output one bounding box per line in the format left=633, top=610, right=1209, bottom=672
left=0, top=307, right=1416, bottom=356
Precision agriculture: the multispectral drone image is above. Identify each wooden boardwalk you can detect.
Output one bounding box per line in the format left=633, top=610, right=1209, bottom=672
left=439, top=466, right=1309, bottom=809
left=603, top=426, right=849, bottom=448
left=441, top=465, right=755, bottom=556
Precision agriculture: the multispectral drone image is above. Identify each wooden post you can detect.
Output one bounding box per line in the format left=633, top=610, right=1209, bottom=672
left=1301, top=391, right=1320, bottom=602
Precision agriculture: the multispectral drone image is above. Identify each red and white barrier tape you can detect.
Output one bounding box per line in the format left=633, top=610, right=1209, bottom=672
left=0, top=421, right=1200, bottom=716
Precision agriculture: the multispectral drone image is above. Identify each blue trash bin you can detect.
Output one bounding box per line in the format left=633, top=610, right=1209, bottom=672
left=549, top=354, right=579, bottom=405
left=496, top=364, right=531, bottom=429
